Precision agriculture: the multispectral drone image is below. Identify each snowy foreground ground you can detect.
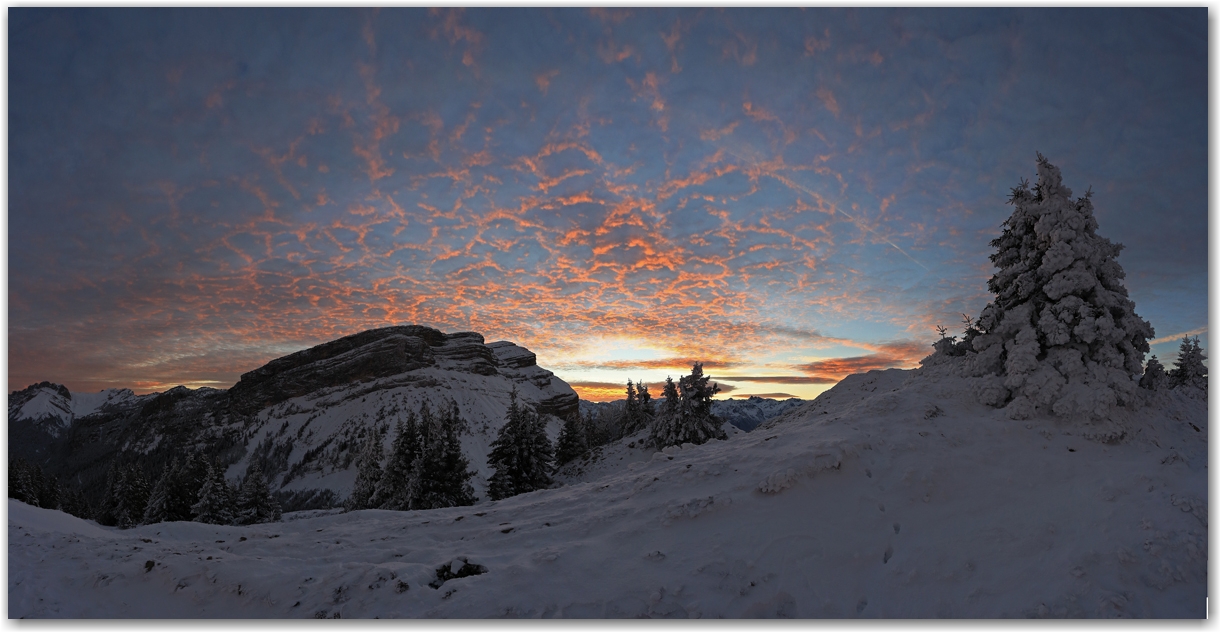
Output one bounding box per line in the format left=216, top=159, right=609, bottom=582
left=9, top=364, right=1207, bottom=618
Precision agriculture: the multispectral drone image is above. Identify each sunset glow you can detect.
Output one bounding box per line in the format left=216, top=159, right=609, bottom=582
left=8, top=8, right=1207, bottom=400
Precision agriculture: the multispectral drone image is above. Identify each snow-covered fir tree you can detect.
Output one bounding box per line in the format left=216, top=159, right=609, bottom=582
left=99, top=463, right=149, bottom=528
left=95, top=462, right=122, bottom=525
left=1168, top=336, right=1207, bottom=391
left=8, top=458, right=39, bottom=507
left=648, top=377, right=682, bottom=449
left=345, top=426, right=385, bottom=511
left=963, top=154, right=1154, bottom=420
left=649, top=363, right=726, bottom=449
left=409, top=401, right=476, bottom=510
left=1139, top=355, right=1167, bottom=391
left=554, top=411, right=588, bottom=466
left=143, top=462, right=175, bottom=524
left=621, top=380, right=645, bottom=435
left=192, top=462, right=236, bottom=525
left=637, top=382, right=655, bottom=423
left=372, top=412, right=420, bottom=511
left=145, top=456, right=202, bottom=524
left=487, top=389, right=554, bottom=501
left=236, top=465, right=282, bottom=524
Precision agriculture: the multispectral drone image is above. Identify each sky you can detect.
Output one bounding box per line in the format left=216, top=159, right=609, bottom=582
left=7, top=8, right=1209, bottom=402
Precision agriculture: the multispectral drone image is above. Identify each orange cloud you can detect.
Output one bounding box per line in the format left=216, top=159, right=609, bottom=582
left=798, top=341, right=927, bottom=380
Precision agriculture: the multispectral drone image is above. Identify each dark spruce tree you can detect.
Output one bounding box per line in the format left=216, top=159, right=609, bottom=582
left=1168, top=336, right=1207, bottom=391
left=145, top=457, right=206, bottom=524
left=554, top=411, right=589, bottom=466
left=487, top=389, right=554, bottom=501
left=621, top=380, right=645, bottom=435
left=372, top=411, right=421, bottom=511
left=964, top=154, right=1154, bottom=420
left=236, top=465, right=282, bottom=524
left=143, top=462, right=176, bottom=524
left=8, top=458, right=39, bottom=507
left=637, top=382, right=655, bottom=424
left=112, top=464, right=150, bottom=529
left=410, top=401, right=476, bottom=510
left=192, top=461, right=236, bottom=525
left=345, top=426, right=385, bottom=511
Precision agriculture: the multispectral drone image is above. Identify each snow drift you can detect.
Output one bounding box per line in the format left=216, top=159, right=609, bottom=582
left=9, top=357, right=1206, bottom=618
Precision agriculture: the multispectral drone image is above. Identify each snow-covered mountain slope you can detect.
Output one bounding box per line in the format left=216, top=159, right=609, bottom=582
left=9, top=361, right=1205, bottom=618
left=10, top=326, right=580, bottom=511
left=713, top=396, right=806, bottom=432
left=8, top=382, right=139, bottom=437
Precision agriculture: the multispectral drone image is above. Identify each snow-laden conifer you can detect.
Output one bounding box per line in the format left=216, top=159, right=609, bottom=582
left=1168, top=336, right=1207, bottom=391
left=410, top=401, right=476, bottom=510
left=487, top=389, right=554, bottom=500
left=649, top=364, right=726, bottom=449
left=373, top=412, right=420, bottom=510
left=554, top=411, right=588, bottom=466
left=236, top=465, right=282, bottom=524
left=143, top=463, right=175, bottom=524
left=192, top=462, right=236, bottom=525
left=638, top=382, right=655, bottom=423
left=1139, top=355, right=1167, bottom=391
left=621, top=380, right=645, bottom=435
left=8, top=458, right=38, bottom=506
left=344, top=427, right=384, bottom=511
left=105, top=464, right=149, bottom=529
left=965, top=154, right=1154, bottom=419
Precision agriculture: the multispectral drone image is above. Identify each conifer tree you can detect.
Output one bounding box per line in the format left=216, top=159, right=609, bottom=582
left=436, top=401, right=477, bottom=507
left=8, top=458, right=38, bottom=506
left=373, top=411, right=421, bottom=511
left=554, top=411, right=589, bottom=466
left=110, top=464, right=150, bottom=529
left=345, top=427, right=385, bottom=511
left=648, top=377, right=682, bottom=449
left=621, top=380, right=644, bottom=435
left=965, top=154, right=1154, bottom=419
left=38, top=473, right=61, bottom=511
left=487, top=389, right=554, bottom=500
left=1139, top=355, right=1167, bottom=391
left=236, top=465, right=281, bottom=524
left=1168, top=336, right=1208, bottom=390
left=160, top=454, right=205, bottom=522
left=192, top=462, right=235, bottom=525
left=638, top=382, right=655, bottom=423
left=143, top=463, right=175, bottom=525
left=649, top=364, right=726, bottom=448
left=96, top=461, right=122, bottom=525
left=524, top=408, right=556, bottom=491
left=410, top=401, right=476, bottom=510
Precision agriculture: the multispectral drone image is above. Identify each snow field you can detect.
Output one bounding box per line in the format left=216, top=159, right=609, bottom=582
left=9, top=363, right=1206, bottom=618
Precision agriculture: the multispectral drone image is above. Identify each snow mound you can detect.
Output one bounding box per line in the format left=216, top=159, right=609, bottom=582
left=9, top=364, right=1206, bottom=618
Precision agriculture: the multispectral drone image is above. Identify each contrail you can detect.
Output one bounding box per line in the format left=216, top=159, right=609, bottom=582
left=723, top=147, right=929, bottom=272
left=767, top=171, right=930, bottom=272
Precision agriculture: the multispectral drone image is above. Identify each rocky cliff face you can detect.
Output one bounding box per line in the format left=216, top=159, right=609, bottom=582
left=8, top=326, right=580, bottom=511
